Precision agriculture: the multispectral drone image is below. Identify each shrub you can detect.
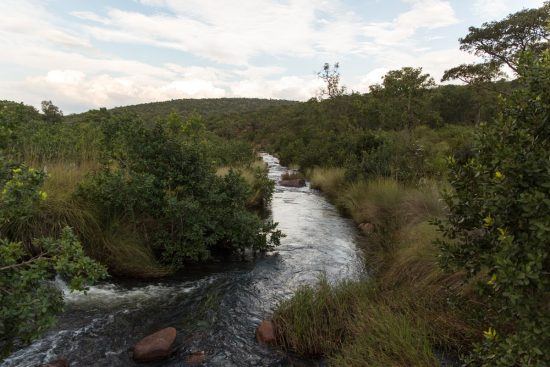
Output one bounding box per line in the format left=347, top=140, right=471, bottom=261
left=77, top=120, right=282, bottom=268
left=437, top=52, right=550, bottom=366
left=0, top=159, right=106, bottom=356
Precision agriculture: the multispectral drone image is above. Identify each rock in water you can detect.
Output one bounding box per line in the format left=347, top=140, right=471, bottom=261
left=185, top=351, right=206, bottom=365
left=40, top=358, right=69, bottom=367
left=279, top=179, right=306, bottom=187
left=256, top=320, right=276, bottom=344
left=132, top=327, right=177, bottom=362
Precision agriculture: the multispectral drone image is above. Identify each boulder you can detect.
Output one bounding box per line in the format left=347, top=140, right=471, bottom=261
left=185, top=351, right=205, bottom=365
left=279, top=179, right=306, bottom=188
left=359, top=222, right=375, bottom=234
left=256, top=320, right=276, bottom=344
left=40, top=358, right=69, bottom=367
left=132, top=327, right=177, bottom=363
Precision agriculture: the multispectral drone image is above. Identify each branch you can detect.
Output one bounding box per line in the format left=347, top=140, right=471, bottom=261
left=0, top=253, right=48, bottom=272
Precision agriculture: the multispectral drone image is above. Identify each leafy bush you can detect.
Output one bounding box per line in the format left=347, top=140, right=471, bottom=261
left=77, top=119, right=282, bottom=267
left=437, top=52, right=550, bottom=366
left=0, top=160, right=106, bottom=356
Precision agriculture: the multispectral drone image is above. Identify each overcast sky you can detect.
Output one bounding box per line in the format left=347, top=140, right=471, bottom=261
left=0, top=0, right=544, bottom=113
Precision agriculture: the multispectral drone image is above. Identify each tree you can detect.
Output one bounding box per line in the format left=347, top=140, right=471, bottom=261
left=437, top=52, right=550, bottom=366
left=40, top=100, right=63, bottom=124
left=318, top=62, right=346, bottom=99
left=372, top=67, right=435, bottom=129
left=443, top=3, right=549, bottom=83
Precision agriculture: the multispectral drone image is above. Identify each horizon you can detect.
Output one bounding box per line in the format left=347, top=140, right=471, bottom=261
left=0, top=0, right=544, bottom=113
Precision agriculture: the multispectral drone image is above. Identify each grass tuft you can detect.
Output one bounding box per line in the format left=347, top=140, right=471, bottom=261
left=308, top=168, right=346, bottom=199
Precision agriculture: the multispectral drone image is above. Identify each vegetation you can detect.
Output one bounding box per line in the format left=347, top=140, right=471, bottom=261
left=0, top=161, right=106, bottom=356
left=1, top=2, right=548, bottom=364
left=270, top=4, right=549, bottom=367
left=0, top=99, right=282, bottom=355
left=67, top=98, right=297, bottom=125
left=438, top=52, right=550, bottom=366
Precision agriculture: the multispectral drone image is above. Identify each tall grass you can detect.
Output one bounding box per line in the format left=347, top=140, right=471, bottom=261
left=307, top=167, right=346, bottom=199
left=274, top=277, right=370, bottom=356
left=4, top=160, right=170, bottom=278
left=330, top=303, right=438, bottom=367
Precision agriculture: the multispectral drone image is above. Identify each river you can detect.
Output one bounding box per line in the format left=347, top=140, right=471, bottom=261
left=2, top=154, right=365, bottom=367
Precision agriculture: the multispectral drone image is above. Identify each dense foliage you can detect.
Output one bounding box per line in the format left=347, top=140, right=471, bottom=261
left=438, top=52, right=550, bottom=366
left=77, top=118, right=281, bottom=266
left=0, top=97, right=282, bottom=356
left=0, top=161, right=106, bottom=357
left=67, top=98, right=297, bottom=125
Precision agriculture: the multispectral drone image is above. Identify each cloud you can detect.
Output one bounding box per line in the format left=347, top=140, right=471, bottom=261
left=82, top=1, right=323, bottom=65
left=473, top=0, right=545, bottom=20
left=0, top=0, right=91, bottom=48
left=231, top=76, right=323, bottom=100
left=0, top=0, right=481, bottom=112
left=362, top=0, right=458, bottom=46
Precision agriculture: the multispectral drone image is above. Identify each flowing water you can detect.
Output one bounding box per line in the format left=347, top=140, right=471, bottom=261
left=2, top=154, right=365, bottom=367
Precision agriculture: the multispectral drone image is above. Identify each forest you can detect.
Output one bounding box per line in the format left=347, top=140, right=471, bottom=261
left=1, top=2, right=549, bottom=367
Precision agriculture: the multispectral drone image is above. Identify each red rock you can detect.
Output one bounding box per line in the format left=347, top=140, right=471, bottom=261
left=40, top=358, right=69, bottom=367
left=185, top=351, right=205, bottom=365
left=132, top=327, right=177, bottom=362
left=256, top=320, right=276, bottom=344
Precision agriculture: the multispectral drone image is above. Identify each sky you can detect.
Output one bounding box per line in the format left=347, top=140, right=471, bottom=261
left=0, top=0, right=544, bottom=113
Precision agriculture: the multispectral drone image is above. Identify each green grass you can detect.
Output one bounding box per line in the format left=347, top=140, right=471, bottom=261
left=329, top=304, right=438, bottom=367
left=273, top=277, right=371, bottom=356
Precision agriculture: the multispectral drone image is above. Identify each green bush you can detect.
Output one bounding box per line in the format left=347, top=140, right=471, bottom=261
left=437, top=52, right=550, bottom=366
left=0, top=160, right=106, bottom=356
left=77, top=120, right=282, bottom=267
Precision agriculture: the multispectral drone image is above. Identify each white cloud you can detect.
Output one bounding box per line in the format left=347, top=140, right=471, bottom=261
left=231, top=76, right=323, bottom=100
left=473, top=0, right=545, bottom=20
left=82, top=1, right=322, bottom=65
left=0, top=0, right=488, bottom=112
left=362, top=0, right=458, bottom=45
left=0, top=0, right=91, bottom=48
left=355, top=68, right=389, bottom=91
left=45, top=70, right=86, bottom=85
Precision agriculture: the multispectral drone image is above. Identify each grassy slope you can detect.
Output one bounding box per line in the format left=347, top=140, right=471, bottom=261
left=273, top=168, right=482, bottom=366
left=66, top=98, right=298, bottom=123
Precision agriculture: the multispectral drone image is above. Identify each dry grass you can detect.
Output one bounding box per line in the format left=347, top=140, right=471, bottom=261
left=308, top=167, right=346, bottom=199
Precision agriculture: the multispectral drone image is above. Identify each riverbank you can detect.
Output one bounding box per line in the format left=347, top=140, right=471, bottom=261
left=272, top=168, right=482, bottom=366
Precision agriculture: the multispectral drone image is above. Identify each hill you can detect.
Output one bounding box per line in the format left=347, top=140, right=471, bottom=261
left=66, top=97, right=298, bottom=123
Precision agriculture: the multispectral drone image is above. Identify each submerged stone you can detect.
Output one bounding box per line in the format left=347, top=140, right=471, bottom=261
left=40, top=358, right=69, bottom=367
left=185, top=351, right=206, bottom=365
left=279, top=179, right=306, bottom=187
left=132, top=327, right=177, bottom=363
left=256, top=320, right=276, bottom=344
